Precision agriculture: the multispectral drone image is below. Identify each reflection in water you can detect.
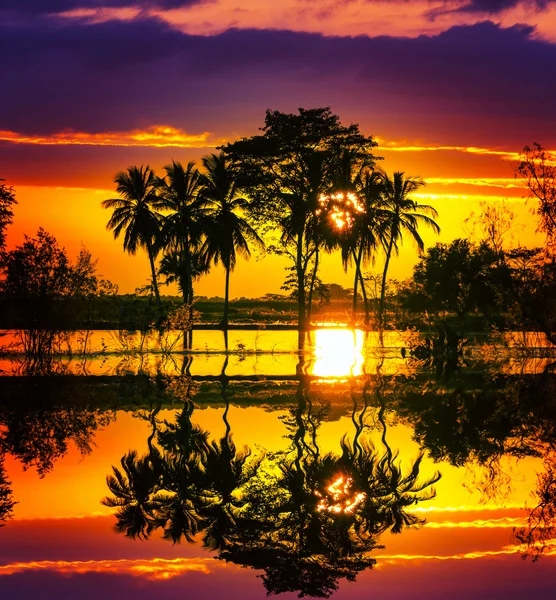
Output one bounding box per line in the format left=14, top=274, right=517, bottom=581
left=2, top=331, right=556, bottom=595
left=102, top=361, right=442, bottom=597
left=310, top=329, right=364, bottom=377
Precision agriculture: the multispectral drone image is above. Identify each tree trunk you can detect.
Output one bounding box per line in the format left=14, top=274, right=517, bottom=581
left=147, top=243, right=161, bottom=308
left=307, top=249, right=319, bottom=324
left=352, top=244, right=364, bottom=322
left=222, top=264, right=230, bottom=329
left=296, top=232, right=306, bottom=330
left=379, top=233, right=396, bottom=331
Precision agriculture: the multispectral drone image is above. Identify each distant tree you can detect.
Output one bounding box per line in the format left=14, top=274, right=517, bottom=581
left=404, top=239, right=501, bottom=318
left=102, top=166, right=164, bottom=308
left=379, top=172, right=440, bottom=328
left=0, top=229, right=114, bottom=352
left=223, top=107, right=378, bottom=330
left=0, top=179, right=16, bottom=252
left=199, top=153, right=264, bottom=328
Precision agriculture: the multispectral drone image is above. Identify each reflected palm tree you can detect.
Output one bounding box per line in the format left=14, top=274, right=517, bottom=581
left=103, top=368, right=443, bottom=597
left=102, top=449, right=164, bottom=539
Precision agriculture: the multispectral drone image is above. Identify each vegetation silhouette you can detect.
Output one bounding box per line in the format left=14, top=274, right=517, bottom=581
left=102, top=165, right=164, bottom=308
left=223, top=107, right=379, bottom=330
left=378, top=172, right=440, bottom=330
left=102, top=366, right=442, bottom=597
left=0, top=178, right=16, bottom=252
left=199, top=152, right=264, bottom=329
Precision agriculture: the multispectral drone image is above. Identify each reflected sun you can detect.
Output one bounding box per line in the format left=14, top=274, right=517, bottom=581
left=310, top=328, right=365, bottom=378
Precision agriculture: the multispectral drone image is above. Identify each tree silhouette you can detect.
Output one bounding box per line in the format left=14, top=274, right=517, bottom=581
left=223, top=107, right=378, bottom=329
left=102, top=165, right=164, bottom=308
left=0, top=179, right=16, bottom=252
left=378, top=172, right=440, bottom=328
left=102, top=449, right=165, bottom=539
left=157, top=161, right=206, bottom=307
left=199, top=152, right=264, bottom=328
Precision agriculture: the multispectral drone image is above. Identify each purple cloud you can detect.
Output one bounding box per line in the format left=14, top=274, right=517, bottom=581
left=427, top=0, right=556, bottom=17
left=0, top=17, right=555, bottom=162
left=0, top=0, right=207, bottom=16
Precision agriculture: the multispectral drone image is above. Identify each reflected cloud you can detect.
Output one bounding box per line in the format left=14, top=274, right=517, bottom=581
left=0, top=557, right=212, bottom=580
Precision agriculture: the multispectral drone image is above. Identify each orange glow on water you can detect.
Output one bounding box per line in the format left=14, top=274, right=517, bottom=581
left=310, top=329, right=365, bottom=377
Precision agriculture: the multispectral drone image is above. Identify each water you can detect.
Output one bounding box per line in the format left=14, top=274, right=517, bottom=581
left=0, top=328, right=555, bottom=598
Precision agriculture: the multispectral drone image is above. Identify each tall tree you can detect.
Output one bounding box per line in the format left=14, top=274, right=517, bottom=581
left=199, top=152, right=264, bottom=328
left=223, top=107, right=378, bottom=330
left=102, top=166, right=163, bottom=308
left=378, top=172, right=440, bottom=329
left=157, top=161, right=206, bottom=307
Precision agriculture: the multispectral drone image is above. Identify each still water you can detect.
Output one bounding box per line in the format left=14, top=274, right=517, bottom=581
left=0, top=328, right=555, bottom=598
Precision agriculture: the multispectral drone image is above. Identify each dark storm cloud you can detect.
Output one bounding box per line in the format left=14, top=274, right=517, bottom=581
left=0, top=0, right=207, bottom=15
left=1, top=17, right=555, bottom=145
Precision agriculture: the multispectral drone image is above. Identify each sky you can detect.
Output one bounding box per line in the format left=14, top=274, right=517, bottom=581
left=1, top=0, right=554, bottom=296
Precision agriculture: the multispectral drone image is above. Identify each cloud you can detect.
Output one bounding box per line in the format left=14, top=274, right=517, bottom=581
left=1, top=17, right=555, bottom=150
left=0, top=125, right=218, bottom=148
left=427, top=0, right=556, bottom=18
left=0, top=0, right=207, bottom=14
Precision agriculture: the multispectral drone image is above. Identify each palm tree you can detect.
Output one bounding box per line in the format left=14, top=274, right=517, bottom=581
left=199, top=152, right=264, bottom=328
left=378, top=172, right=440, bottom=328
left=102, top=165, right=164, bottom=307
left=157, top=161, right=206, bottom=307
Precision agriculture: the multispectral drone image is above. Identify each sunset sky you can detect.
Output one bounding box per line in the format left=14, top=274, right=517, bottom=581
left=2, top=0, right=554, bottom=296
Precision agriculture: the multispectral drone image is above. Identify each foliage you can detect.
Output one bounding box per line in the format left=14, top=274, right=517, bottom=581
left=223, top=107, right=378, bottom=328
left=402, top=238, right=501, bottom=318
left=516, top=143, right=556, bottom=245
left=102, top=165, right=164, bottom=306
left=0, top=229, right=116, bottom=356
left=0, top=179, right=17, bottom=252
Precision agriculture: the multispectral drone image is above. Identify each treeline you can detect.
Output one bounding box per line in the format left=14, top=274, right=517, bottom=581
left=100, top=107, right=440, bottom=330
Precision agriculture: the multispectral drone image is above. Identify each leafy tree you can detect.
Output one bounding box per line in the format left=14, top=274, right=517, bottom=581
left=378, top=172, right=440, bottom=328
left=102, top=165, right=164, bottom=308
left=0, top=229, right=114, bottom=341
left=0, top=179, right=16, bottom=252
left=199, top=153, right=264, bottom=328
left=403, top=238, right=501, bottom=318
left=516, top=143, right=556, bottom=245
left=223, top=107, right=378, bottom=329
left=0, top=457, right=15, bottom=527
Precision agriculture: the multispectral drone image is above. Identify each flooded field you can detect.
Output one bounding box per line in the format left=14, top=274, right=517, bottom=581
left=1, top=327, right=556, bottom=598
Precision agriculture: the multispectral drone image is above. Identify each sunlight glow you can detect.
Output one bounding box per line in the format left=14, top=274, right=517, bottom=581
left=315, top=475, right=366, bottom=514
left=310, top=329, right=365, bottom=377
left=316, top=191, right=365, bottom=232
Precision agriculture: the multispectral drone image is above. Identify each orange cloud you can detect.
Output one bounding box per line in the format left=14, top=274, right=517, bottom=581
left=0, top=126, right=221, bottom=148
left=377, top=140, right=523, bottom=161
